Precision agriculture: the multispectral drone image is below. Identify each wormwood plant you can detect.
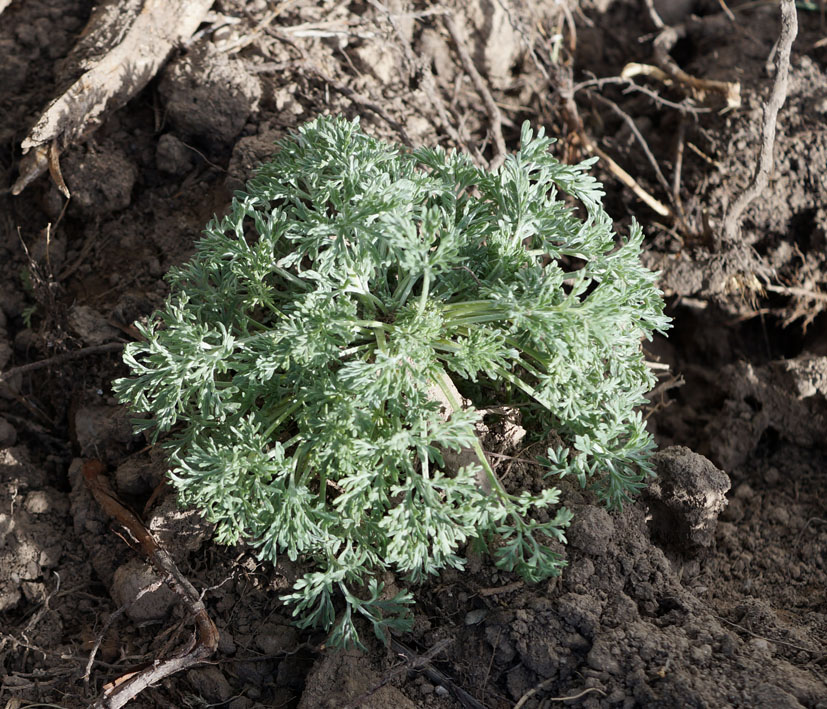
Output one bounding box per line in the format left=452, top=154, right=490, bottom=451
left=114, top=116, right=669, bottom=648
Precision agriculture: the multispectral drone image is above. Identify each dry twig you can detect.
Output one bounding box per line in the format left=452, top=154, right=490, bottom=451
left=672, top=118, right=687, bottom=213
left=82, top=460, right=219, bottom=708
left=649, top=12, right=741, bottom=111
left=444, top=13, right=507, bottom=170
left=587, top=90, right=674, bottom=201
left=12, top=0, right=214, bottom=196
left=572, top=75, right=713, bottom=114
left=722, top=0, right=797, bottom=243
left=388, top=638, right=489, bottom=709
left=763, top=283, right=827, bottom=303
left=556, top=70, right=674, bottom=218
left=0, top=342, right=124, bottom=385
left=303, top=64, right=413, bottom=147
left=587, top=141, right=674, bottom=218
left=515, top=681, right=606, bottom=708
left=343, top=639, right=453, bottom=709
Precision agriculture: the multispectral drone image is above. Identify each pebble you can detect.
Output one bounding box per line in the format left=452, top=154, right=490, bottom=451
left=254, top=620, right=299, bottom=654
left=110, top=559, right=178, bottom=623
left=768, top=506, right=790, bottom=525
left=690, top=644, right=712, bottom=663
left=464, top=609, right=488, bottom=625
left=212, top=25, right=233, bottom=43
left=734, top=482, right=754, bottom=500
left=187, top=666, right=232, bottom=703
left=24, top=489, right=69, bottom=515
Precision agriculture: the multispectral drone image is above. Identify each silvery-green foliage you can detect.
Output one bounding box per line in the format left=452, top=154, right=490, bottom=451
left=114, top=116, right=670, bottom=648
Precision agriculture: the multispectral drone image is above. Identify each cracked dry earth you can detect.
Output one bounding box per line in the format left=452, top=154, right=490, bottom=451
left=1, top=0, right=827, bottom=707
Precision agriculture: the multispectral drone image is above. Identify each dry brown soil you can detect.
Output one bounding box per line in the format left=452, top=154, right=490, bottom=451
left=1, top=1, right=826, bottom=707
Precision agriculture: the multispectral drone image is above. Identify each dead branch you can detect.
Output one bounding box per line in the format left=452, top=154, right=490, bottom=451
left=672, top=118, right=687, bottom=213
left=303, top=64, right=413, bottom=147
left=764, top=283, right=827, bottom=303
left=477, top=580, right=524, bottom=597
left=622, top=61, right=740, bottom=111
left=722, top=0, right=797, bottom=243
left=572, top=75, right=713, bottom=114
left=388, top=638, right=488, bottom=709
left=587, top=90, right=673, bottom=201
left=587, top=141, right=674, bottom=218
left=12, top=0, right=214, bottom=196
left=343, top=639, right=453, bottom=709
left=557, top=70, right=674, bottom=218
left=649, top=13, right=741, bottom=110
left=444, top=13, right=507, bottom=171
left=0, top=342, right=124, bottom=385
left=515, top=683, right=606, bottom=708
left=82, top=460, right=219, bottom=709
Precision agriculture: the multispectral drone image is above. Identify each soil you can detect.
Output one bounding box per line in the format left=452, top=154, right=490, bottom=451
left=1, top=0, right=826, bottom=707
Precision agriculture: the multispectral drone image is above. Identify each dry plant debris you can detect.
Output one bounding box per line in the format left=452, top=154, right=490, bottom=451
left=82, top=459, right=219, bottom=708
left=11, top=0, right=214, bottom=197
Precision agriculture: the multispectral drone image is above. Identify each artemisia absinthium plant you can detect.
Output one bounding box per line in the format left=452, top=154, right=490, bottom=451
left=115, top=116, right=670, bottom=648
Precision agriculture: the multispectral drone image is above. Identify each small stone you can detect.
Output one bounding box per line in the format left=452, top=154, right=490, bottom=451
left=187, top=666, right=232, bottom=703
left=789, top=563, right=801, bottom=580
left=147, top=495, right=213, bottom=562
left=751, top=683, right=806, bottom=709
left=24, top=489, right=69, bottom=516
left=114, top=458, right=153, bottom=496
left=219, top=628, right=237, bottom=655
left=39, top=544, right=62, bottom=568
left=763, top=467, right=780, bottom=485
left=159, top=43, right=261, bottom=151
left=63, top=145, right=137, bottom=216
left=155, top=133, right=196, bottom=175
left=254, top=620, right=299, bottom=655
left=690, top=644, right=712, bottom=663
left=720, top=497, right=744, bottom=524
left=557, top=593, right=600, bottom=638
left=465, top=609, right=488, bottom=625
left=212, top=25, right=233, bottom=43
left=110, top=559, right=178, bottom=623
left=435, top=685, right=449, bottom=697
left=768, top=506, right=790, bottom=525
left=68, top=305, right=120, bottom=346
left=734, top=483, right=754, bottom=500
